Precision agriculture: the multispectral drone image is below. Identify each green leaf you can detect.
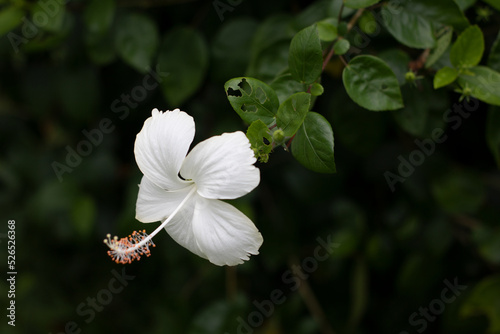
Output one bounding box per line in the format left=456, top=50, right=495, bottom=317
left=486, top=107, right=500, bottom=168
left=83, top=0, right=115, bottom=36
left=276, top=92, right=311, bottom=137
left=114, top=12, right=159, bottom=73
left=434, top=66, right=458, bottom=89
left=487, top=30, right=500, bottom=72
left=316, top=18, right=338, bottom=42
left=450, top=25, right=484, bottom=69
left=404, top=0, right=469, bottom=31
left=246, top=120, right=272, bottom=163
left=426, top=28, right=453, bottom=68
left=342, top=55, right=403, bottom=111
left=344, top=0, right=380, bottom=9
left=381, top=5, right=435, bottom=49
left=378, top=48, right=411, bottom=85
left=0, top=6, right=24, bottom=37
left=453, top=0, right=477, bottom=11
left=288, top=24, right=323, bottom=84
left=291, top=112, right=336, bottom=173
left=310, top=82, right=324, bottom=96
left=457, top=66, right=500, bottom=106
left=333, top=39, right=350, bottom=55
left=225, top=77, right=279, bottom=125
left=461, top=275, right=500, bottom=333
left=270, top=73, right=307, bottom=104
left=158, top=27, right=208, bottom=106
left=382, top=0, right=469, bottom=49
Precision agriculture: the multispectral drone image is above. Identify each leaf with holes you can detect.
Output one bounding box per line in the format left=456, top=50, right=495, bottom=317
left=292, top=112, right=336, bottom=174
left=246, top=120, right=272, bottom=163
left=342, top=55, right=403, bottom=111
left=224, top=77, right=279, bottom=125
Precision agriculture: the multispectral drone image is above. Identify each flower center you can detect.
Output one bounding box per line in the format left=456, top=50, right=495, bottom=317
left=104, top=186, right=197, bottom=264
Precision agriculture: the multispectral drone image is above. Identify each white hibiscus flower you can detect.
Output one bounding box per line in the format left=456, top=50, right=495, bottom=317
left=104, top=108, right=263, bottom=266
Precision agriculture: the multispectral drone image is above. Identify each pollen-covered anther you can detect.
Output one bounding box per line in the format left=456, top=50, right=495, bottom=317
left=104, top=230, right=155, bottom=264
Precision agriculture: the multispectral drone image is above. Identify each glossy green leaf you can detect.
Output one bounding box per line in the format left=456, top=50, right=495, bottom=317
left=288, top=24, right=323, bottom=84
left=381, top=5, right=435, bottom=49
left=0, top=6, right=24, bottom=37
left=333, top=39, right=350, bottom=55
left=225, top=77, right=279, bottom=125
left=402, top=0, right=469, bottom=31
left=158, top=27, right=208, bottom=106
left=344, top=0, right=380, bottom=9
left=426, top=28, right=453, bottom=68
left=343, top=55, right=403, bottom=111
left=457, top=66, right=500, bottom=106
left=270, top=73, right=307, bottom=104
left=382, top=0, right=469, bottom=49
left=246, top=119, right=272, bottom=163
left=114, top=12, right=159, bottom=73
left=487, top=30, right=500, bottom=72
left=310, top=82, right=324, bottom=96
left=317, top=18, right=337, bottom=42
left=461, top=275, right=500, bottom=333
left=291, top=112, right=336, bottom=173
left=378, top=48, right=411, bottom=85
left=276, top=92, right=311, bottom=137
left=450, top=25, right=484, bottom=69
left=434, top=66, right=458, bottom=89
left=486, top=107, right=500, bottom=168
left=83, top=0, right=115, bottom=36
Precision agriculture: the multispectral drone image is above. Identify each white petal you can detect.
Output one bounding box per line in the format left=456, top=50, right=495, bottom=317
left=191, top=196, right=263, bottom=266
left=134, top=109, right=194, bottom=190
left=180, top=132, right=260, bottom=199
left=163, top=192, right=206, bottom=260
left=136, top=176, right=194, bottom=223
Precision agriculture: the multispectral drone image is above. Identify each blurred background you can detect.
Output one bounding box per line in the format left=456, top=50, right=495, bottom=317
left=1, top=0, right=500, bottom=333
